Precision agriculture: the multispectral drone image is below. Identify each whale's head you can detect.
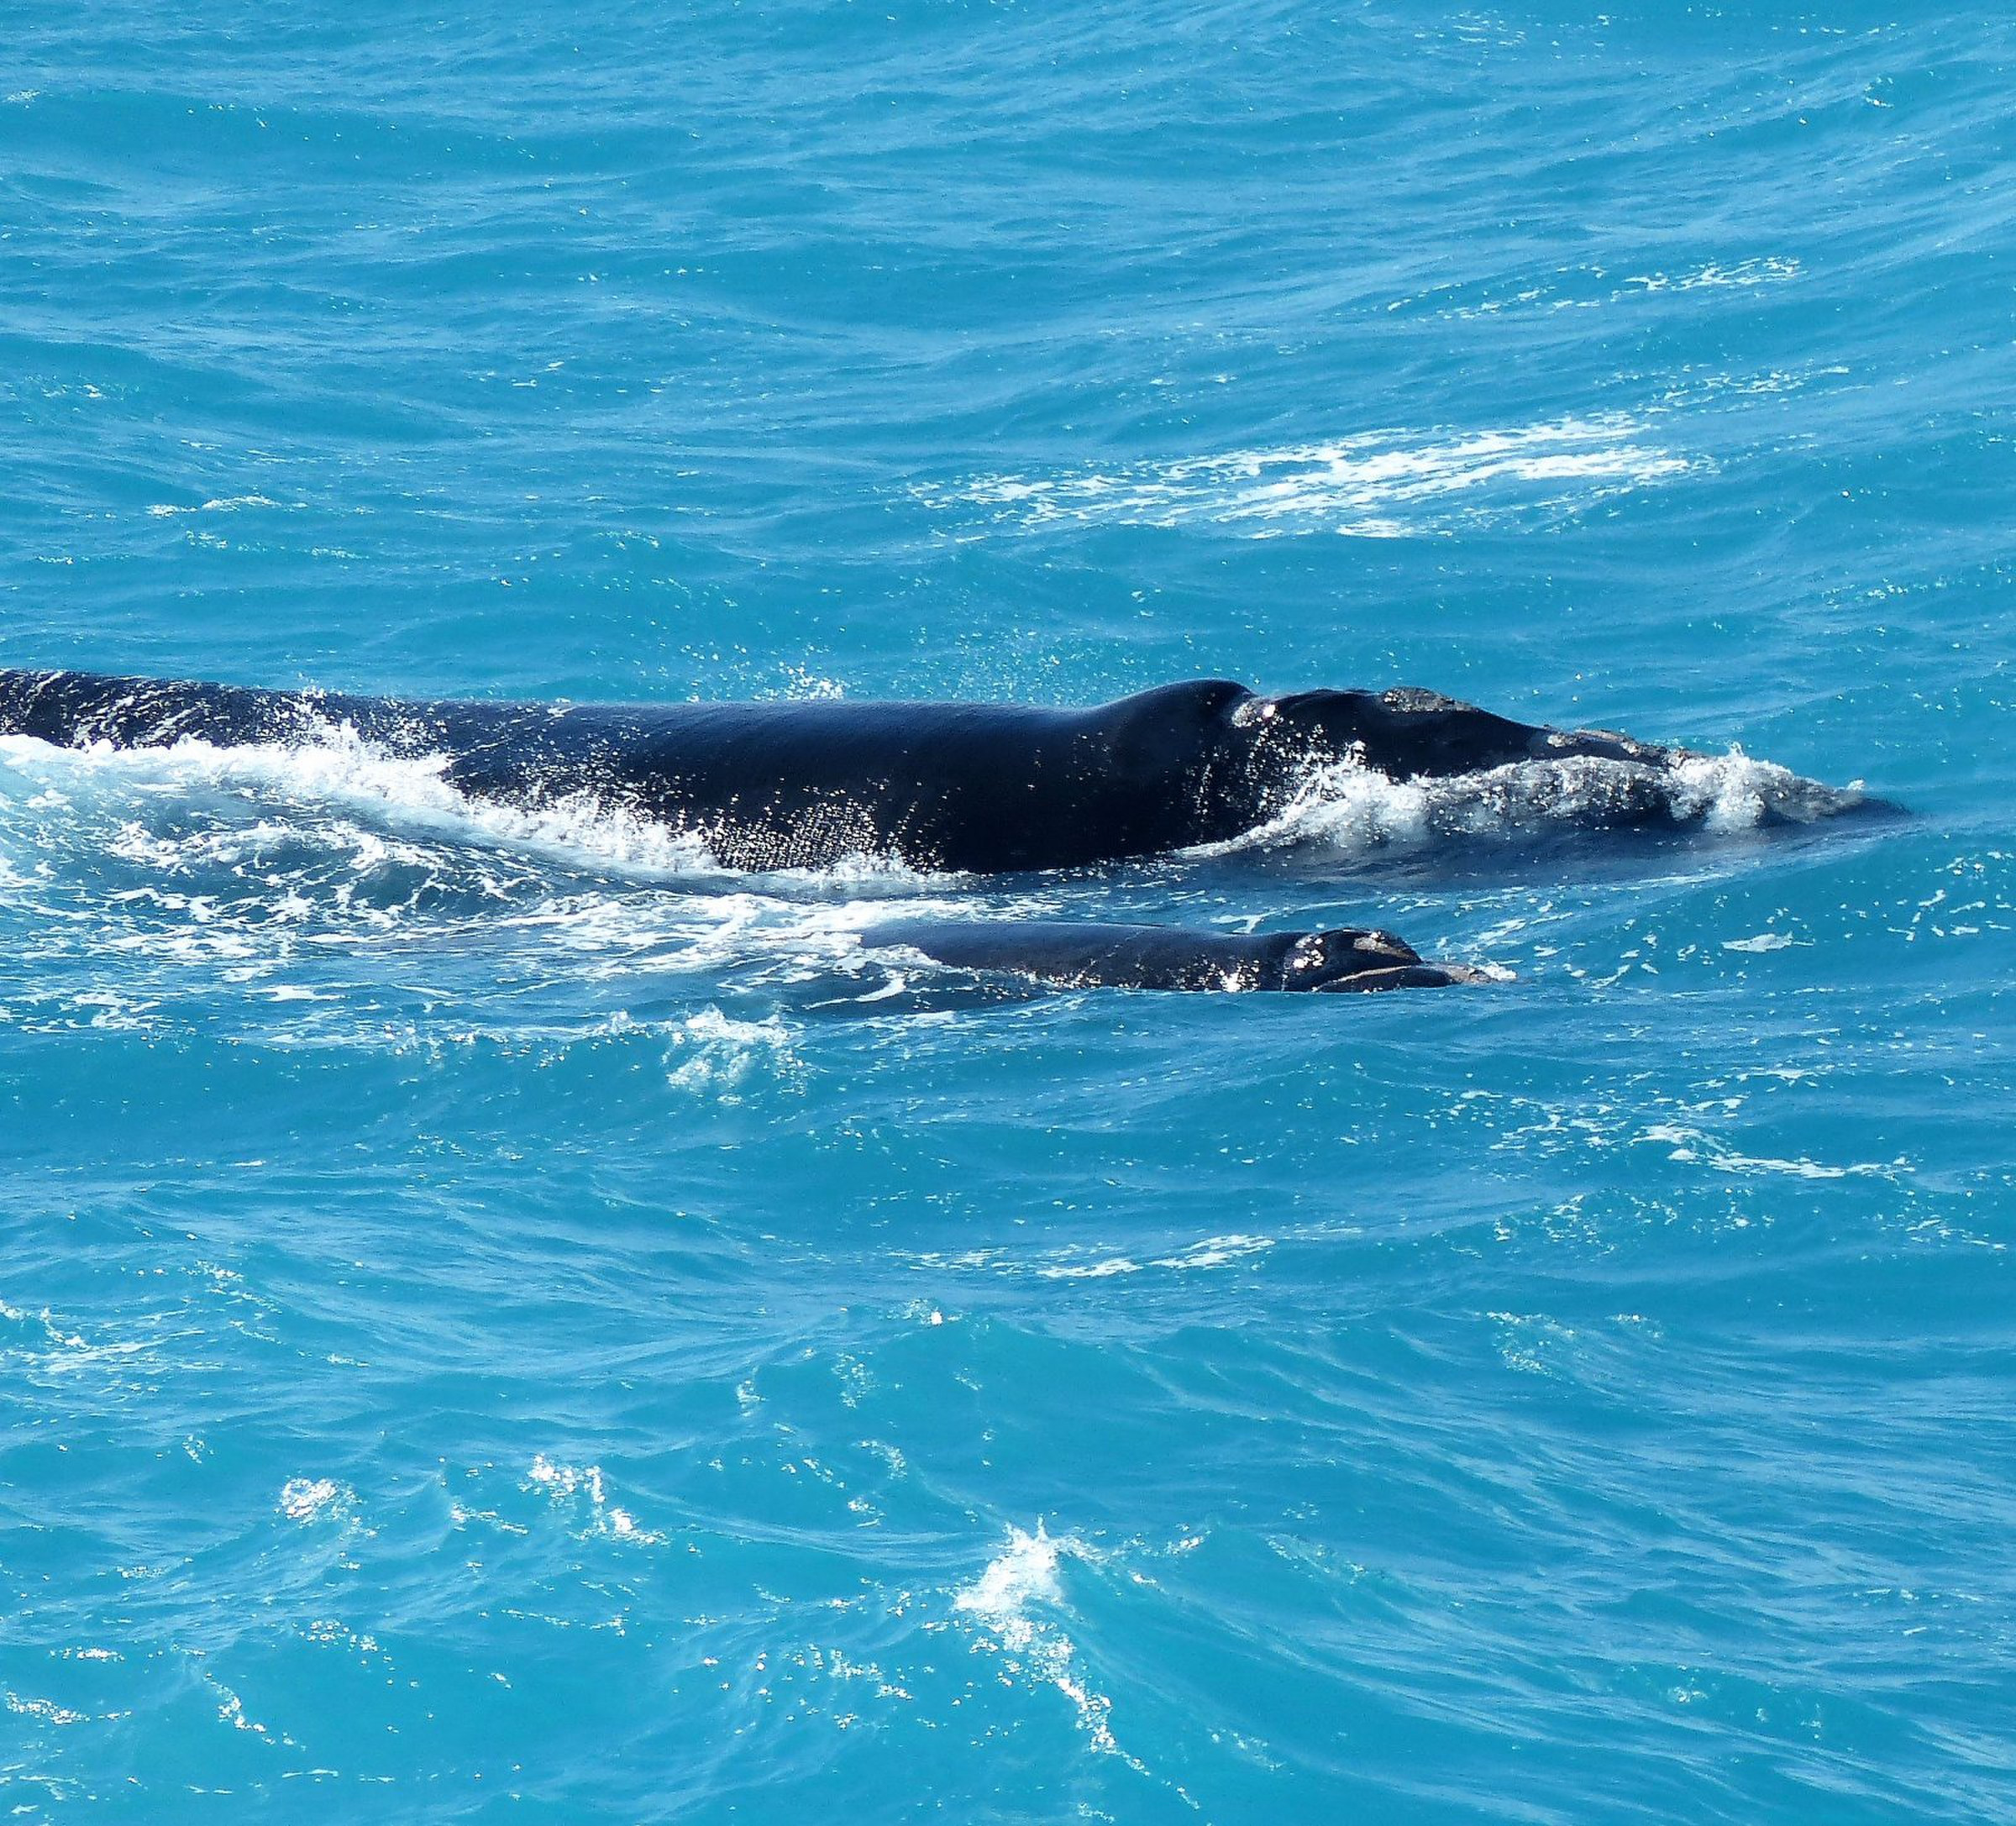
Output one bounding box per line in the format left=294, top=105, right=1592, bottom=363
left=1278, top=926, right=1494, bottom=992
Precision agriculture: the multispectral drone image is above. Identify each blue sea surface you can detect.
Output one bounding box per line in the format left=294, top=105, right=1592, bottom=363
left=3, top=4, right=2013, bottom=1820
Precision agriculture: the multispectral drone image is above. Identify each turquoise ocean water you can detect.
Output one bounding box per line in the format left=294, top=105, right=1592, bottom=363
left=4, top=5, right=2013, bottom=1819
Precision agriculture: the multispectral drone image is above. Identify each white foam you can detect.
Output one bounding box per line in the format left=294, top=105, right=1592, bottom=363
left=1488, top=1311, right=1578, bottom=1378
left=958, top=1524, right=1066, bottom=1622
left=0, top=732, right=989, bottom=1011
left=1158, top=1232, right=1274, bottom=1271
left=1033, top=1256, right=1143, bottom=1281
left=525, top=1453, right=666, bottom=1545
left=1640, top=1123, right=1907, bottom=1183
left=664, top=1007, right=796, bottom=1096
left=145, top=495, right=291, bottom=517
left=0, top=727, right=1055, bottom=1031
left=0, top=727, right=731, bottom=882
left=1425, top=257, right=1802, bottom=323
left=1626, top=255, right=1802, bottom=293
left=922, top=412, right=1696, bottom=538
left=955, top=1525, right=1135, bottom=1762
left=1197, top=747, right=1862, bottom=858
left=277, top=1477, right=354, bottom=1524
left=1034, top=1232, right=1276, bottom=1280
left=4, top=1692, right=87, bottom=1725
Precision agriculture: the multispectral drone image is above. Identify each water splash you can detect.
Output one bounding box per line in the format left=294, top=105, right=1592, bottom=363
left=1200, top=748, right=1868, bottom=859
left=955, top=1524, right=1140, bottom=1766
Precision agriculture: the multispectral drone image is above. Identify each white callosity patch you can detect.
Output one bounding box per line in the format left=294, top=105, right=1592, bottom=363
left=921, top=413, right=1695, bottom=538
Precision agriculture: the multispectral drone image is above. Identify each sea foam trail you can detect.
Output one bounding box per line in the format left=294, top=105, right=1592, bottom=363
left=0, top=727, right=936, bottom=893
left=920, top=412, right=1699, bottom=538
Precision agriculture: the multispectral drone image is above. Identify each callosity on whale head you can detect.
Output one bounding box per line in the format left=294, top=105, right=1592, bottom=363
left=1276, top=926, right=1494, bottom=992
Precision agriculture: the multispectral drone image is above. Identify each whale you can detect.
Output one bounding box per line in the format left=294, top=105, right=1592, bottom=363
left=0, top=666, right=1790, bottom=875
left=862, top=919, right=1485, bottom=993
left=0, top=667, right=1879, bottom=996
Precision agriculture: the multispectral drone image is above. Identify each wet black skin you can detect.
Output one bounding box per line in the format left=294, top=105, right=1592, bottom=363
left=0, top=669, right=1692, bottom=874
left=862, top=920, right=1485, bottom=993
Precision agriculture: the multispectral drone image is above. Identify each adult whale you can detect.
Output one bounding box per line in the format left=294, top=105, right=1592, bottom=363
left=0, top=666, right=1742, bottom=874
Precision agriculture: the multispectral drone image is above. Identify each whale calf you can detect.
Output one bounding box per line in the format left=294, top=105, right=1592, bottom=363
left=864, top=919, right=1484, bottom=993
left=0, top=667, right=1787, bottom=875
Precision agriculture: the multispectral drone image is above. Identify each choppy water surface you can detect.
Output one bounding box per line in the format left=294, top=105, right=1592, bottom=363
left=4, top=4, right=2013, bottom=1821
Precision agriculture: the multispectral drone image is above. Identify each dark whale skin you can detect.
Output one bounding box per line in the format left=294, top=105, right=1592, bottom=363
left=0, top=669, right=1700, bottom=874
left=864, top=919, right=1487, bottom=993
